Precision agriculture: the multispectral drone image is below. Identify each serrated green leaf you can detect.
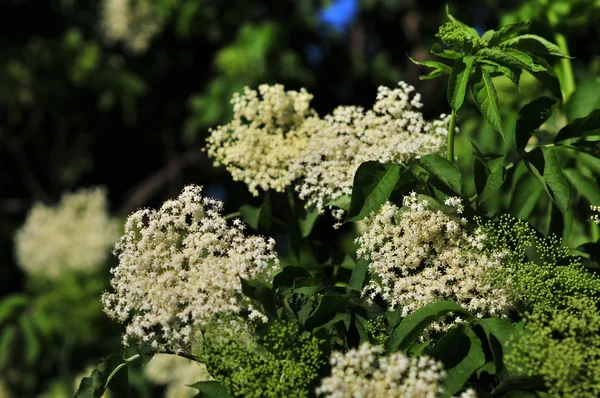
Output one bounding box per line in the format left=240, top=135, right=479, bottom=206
left=566, top=78, right=600, bottom=122
left=515, top=97, right=557, bottom=149
left=503, top=49, right=547, bottom=72
left=418, top=154, right=462, bottom=194
left=523, top=147, right=571, bottom=214
left=386, top=301, right=472, bottom=354
left=502, top=34, right=571, bottom=58
left=419, top=68, right=447, bottom=81
left=555, top=109, right=600, bottom=143
left=408, top=55, right=452, bottom=72
left=448, top=56, right=475, bottom=111
left=478, top=59, right=521, bottom=87
left=190, top=380, right=234, bottom=398
left=471, top=66, right=504, bottom=135
left=430, top=42, right=461, bottom=59
left=479, top=163, right=506, bottom=204
left=485, top=21, right=531, bottom=46
left=347, top=162, right=401, bottom=222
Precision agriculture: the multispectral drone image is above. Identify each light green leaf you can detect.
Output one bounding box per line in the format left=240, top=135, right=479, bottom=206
left=471, top=66, right=504, bottom=135
left=477, top=59, right=521, bottom=87
left=430, top=42, right=462, bottom=59
left=502, top=34, right=571, bottom=58
left=347, top=162, right=401, bottom=222
left=485, top=21, right=531, bottom=46
left=479, top=163, right=506, bottom=204
left=447, top=56, right=475, bottom=111
left=566, top=78, right=600, bottom=122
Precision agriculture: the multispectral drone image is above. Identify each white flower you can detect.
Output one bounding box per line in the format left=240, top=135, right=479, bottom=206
left=291, top=82, right=449, bottom=224
left=102, top=185, right=279, bottom=353
left=317, top=343, right=476, bottom=398
left=356, top=194, right=512, bottom=328
left=206, top=84, right=319, bottom=196
left=591, top=205, right=600, bottom=225
left=14, top=187, right=119, bottom=279
left=100, top=0, right=164, bottom=53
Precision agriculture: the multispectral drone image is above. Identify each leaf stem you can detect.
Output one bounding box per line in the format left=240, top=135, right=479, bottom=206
left=223, top=211, right=241, bottom=220
left=554, top=32, right=575, bottom=102
left=447, top=109, right=457, bottom=163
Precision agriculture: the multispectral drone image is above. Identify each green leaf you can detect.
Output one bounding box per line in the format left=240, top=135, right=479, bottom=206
left=514, top=97, right=557, bottom=149
left=522, top=147, right=571, bottom=214
left=239, top=195, right=271, bottom=231
left=326, top=195, right=351, bottom=211
left=299, top=207, right=319, bottom=238
left=491, top=375, right=547, bottom=397
left=503, top=49, right=547, bottom=72
left=447, top=56, right=475, bottom=111
left=305, top=295, right=349, bottom=331
left=485, top=21, right=531, bottom=46
left=408, top=56, right=452, bottom=73
left=478, top=59, right=521, bottom=87
left=526, top=54, right=562, bottom=99
left=479, top=163, right=506, bottom=204
left=273, top=266, right=311, bottom=290
left=502, top=34, right=571, bottom=58
left=190, top=380, right=234, bottom=398
left=419, top=68, right=447, bottom=81
left=445, top=5, right=480, bottom=38
left=418, top=154, right=462, bottom=194
left=75, top=355, right=132, bottom=398
left=471, top=66, right=504, bottom=135
left=555, top=109, right=600, bottom=143
left=476, top=48, right=545, bottom=73
left=564, top=168, right=600, bottom=204
left=386, top=301, right=471, bottom=354
left=0, top=294, right=27, bottom=324
left=347, top=162, right=401, bottom=222
left=240, top=278, right=276, bottom=319
left=20, top=317, right=40, bottom=365
left=0, top=325, right=16, bottom=368
left=428, top=325, right=486, bottom=397
left=564, top=140, right=600, bottom=159
left=565, top=78, right=600, bottom=122
left=430, top=42, right=461, bottom=59
left=349, top=259, right=369, bottom=291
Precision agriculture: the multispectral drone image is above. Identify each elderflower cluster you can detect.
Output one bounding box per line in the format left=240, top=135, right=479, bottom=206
left=207, top=84, right=319, bottom=196
left=102, top=185, right=279, bottom=353
left=292, top=83, right=449, bottom=222
left=356, top=193, right=512, bottom=325
left=316, top=343, right=476, bottom=398
left=592, top=205, right=600, bottom=224
left=145, top=354, right=210, bottom=398
left=207, top=82, right=449, bottom=223
left=100, top=0, right=164, bottom=53
left=14, top=187, right=119, bottom=279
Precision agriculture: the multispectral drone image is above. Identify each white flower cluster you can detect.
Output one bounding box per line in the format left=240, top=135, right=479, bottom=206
left=144, top=354, right=210, bottom=398
left=206, top=82, right=449, bottom=221
left=292, top=83, right=449, bottom=221
left=316, top=343, right=476, bottom=398
left=356, top=193, right=512, bottom=324
left=102, top=185, right=279, bottom=352
left=14, top=187, right=119, bottom=279
left=207, top=84, right=319, bottom=196
left=592, top=205, right=600, bottom=225
left=100, top=0, right=163, bottom=53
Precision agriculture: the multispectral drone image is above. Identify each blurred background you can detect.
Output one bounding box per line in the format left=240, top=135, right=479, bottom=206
left=1, top=0, right=599, bottom=396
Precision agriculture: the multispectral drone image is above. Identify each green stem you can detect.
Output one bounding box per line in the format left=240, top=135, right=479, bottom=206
left=555, top=32, right=576, bottom=102
left=447, top=109, right=457, bottom=163
left=223, top=211, right=241, bottom=220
